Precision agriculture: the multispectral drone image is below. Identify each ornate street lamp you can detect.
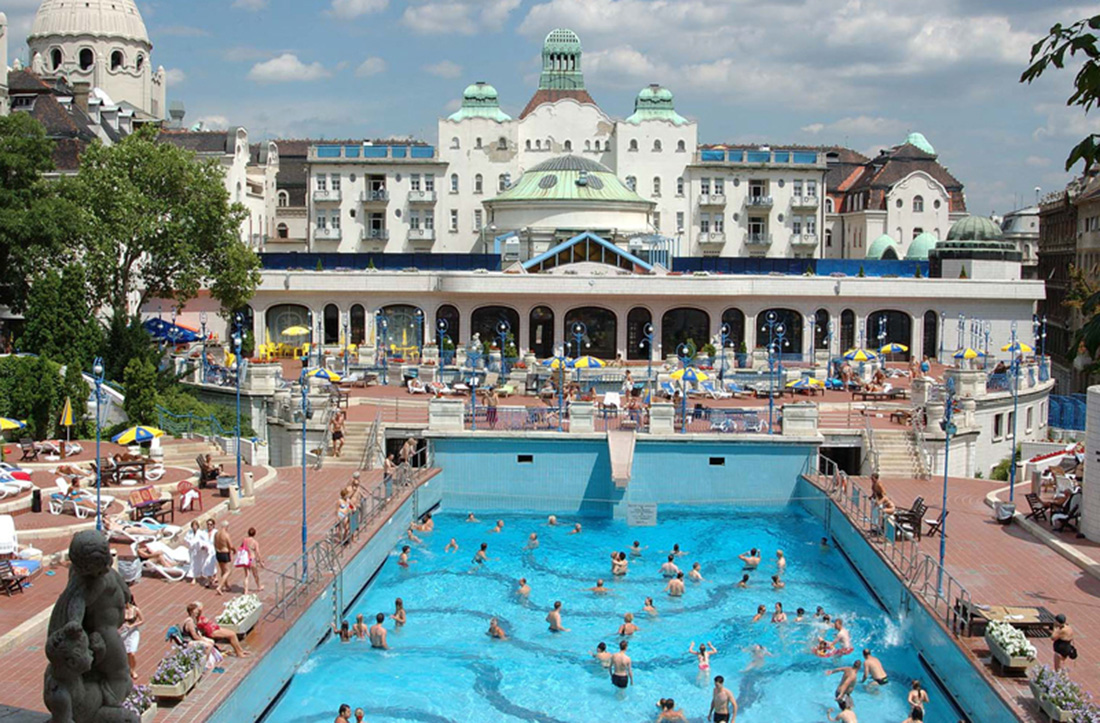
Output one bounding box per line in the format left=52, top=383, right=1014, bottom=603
left=375, top=312, right=389, bottom=386
left=199, top=312, right=208, bottom=383
left=233, top=313, right=243, bottom=493
left=497, top=318, right=512, bottom=377
left=92, top=357, right=105, bottom=531
left=937, top=377, right=958, bottom=595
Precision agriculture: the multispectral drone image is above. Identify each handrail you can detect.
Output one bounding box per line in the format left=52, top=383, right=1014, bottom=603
left=863, top=413, right=880, bottom=474
left=910, top=406, right=932, bottom=479
left=156, top=405, right=228, bottom=439
left=360, top=413, right=382, bottom=471
left=313, top=401, right=336, bottom=471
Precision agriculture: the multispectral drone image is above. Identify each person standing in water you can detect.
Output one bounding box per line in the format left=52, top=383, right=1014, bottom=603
left=368, top=613, right=388, bottom=650
left=547, top=601, right=569, bottom=632
left=392, top=598, right=406, bottom=627
left=689, top=641, right=717, bottom=684
left=708, top=675, right=738, bottom=722
left=665, top=572, right=686, bottom=597
left=618, top=613, right=639, bottom=636
left=610, top=640, right=633, bottom=692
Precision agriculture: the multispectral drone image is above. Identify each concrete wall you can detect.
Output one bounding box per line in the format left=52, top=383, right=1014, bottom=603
left=1083, top=386, right=1100, bottom=541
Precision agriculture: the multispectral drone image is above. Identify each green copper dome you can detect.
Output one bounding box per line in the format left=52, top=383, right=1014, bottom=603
left=905, top=132, right=936, bottom=156
left=540, top=28, right=585, bottom=91
left=947, top=216, right=1003, bottom=242
left=866, top=234, right=900, bottom=260
left=447, top=81, right=512, bottom=123
left=625, top=84, right=689, bottom=126
left=906, top=232, right=939, bottom=260
left=487, top=155, right=651, bottom=205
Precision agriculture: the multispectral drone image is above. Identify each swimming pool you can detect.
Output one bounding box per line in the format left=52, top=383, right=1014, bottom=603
left=263, top=507, right=958, bottom=722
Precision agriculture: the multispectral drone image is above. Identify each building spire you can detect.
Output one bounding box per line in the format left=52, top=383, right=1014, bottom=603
left=539, top=29, right=584, bottom=91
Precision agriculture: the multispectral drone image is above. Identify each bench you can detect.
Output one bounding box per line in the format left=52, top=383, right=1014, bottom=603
left=128, top=486, right=174, bottom=524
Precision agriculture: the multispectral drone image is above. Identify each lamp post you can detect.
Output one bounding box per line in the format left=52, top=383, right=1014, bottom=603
left=1008, top=321, right=1021, bottom=502
left=315, top=317, right=323, bottom=369
left=298, top=369, right=310, bottom=573
left=641, top=322, right=655, bottom=385
left=939, top=312, right=946, bottom=364
left=1034, top=314, right=1048, bottom=380
left=552, top=345, right=568, bottom=433
left=719, top=323, right=733, bottom=381
left=376, top=312, right=389, bottom=386
left=415, top=308, right=425, bottom=361
left=233, top=313, right=243, bottom=493
left=763, top=312, right=786, bottom=435
left=466, top=342, right=482, bottom=431
left=437, top=318, right=451, bottom=366
left=92, top=357, right=105, bottom=532
left=570, top=321, right=588, bottom=383
left=676, top=342, right=694, bottom=435
left=199, top=312, right=208, bottom=383
left=937, top=377, right=958, bottom=595
left=957, top=314, right=965, bottom=351
left=497, top=318, right=512, bottom=377
left=983, top=321, right=992, bottom=369
left=342, top=312, right=350, bottom=376
left=807, top=311, right=817, bottom=367
left=876, top=315, right=887, bottom=356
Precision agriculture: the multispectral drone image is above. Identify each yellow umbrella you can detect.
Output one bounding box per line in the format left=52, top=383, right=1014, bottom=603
left=953, top=348, right=983, bottom=360
left=572, top=356, right=606, bottom=369
left=542, top=357, right=573, bottom=370
left=306, top=368, right=342, bottom=382
left=879, top=343, right=909, bottom=354
left=671, top=367, right=709, bottom=383
left=59, top=397, right=73, bottom=428
left=112, top=426, right=165, bottom=445
left=0, top=418, right=26, bottom=431
left=282, top=326, right=311, bottom=337
left=1001, top=341, right=1034, bottom=354
left=843, top=348, right=879, bottom=362
left=787, top=377, right=825, bottom=389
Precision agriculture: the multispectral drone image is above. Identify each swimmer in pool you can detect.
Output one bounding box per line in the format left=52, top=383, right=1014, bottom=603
left=593, top=641, right=612, bottom=667
left=406, top=528, right=422, bottom=545
left=739, top=548, right=761, bottom=568
left=643, top=597, right=658, bottom=616
left=826, top=660, right=861, bottom=703
left=795, top=607, right=806, bottom=622
left=709, top=675, right=738, bottom=722
left=665, top=572, right=685, bottom=597
left=667, top=543, right=688, bottom=557
left=548, top=515, right=558, bottom=526
left=689, top=562, right=705, bottom=582
left=611, top=551, right=628, bottom=576
left=587, top=579, right=612, bottom=595
left=525, top=532, right=539, bottom=550
left=490, top=519, right=504, bottom=533
left=689, top=641, right=717, bottom=674
left=861, top=648, right=888, bottom=687
left=546, top=601, right=569, bottom=632
left=630, top=540, right=647, bottom=557
left=487, top=617, right=507, bottom=640
left=743, top=643, right=774, bottom=671
left=660, top=555, right=681, bottom=578
left=444, top=538, right=459, bottom=553
left=391, top=598, right=406, bottom=627
left=516, top=577, right=530, bottom=596
left=618, top=612, right=639, bottom=636
left=771, top=574, right=785, bottom=590
left=738, top=574, right=750, bottom=588
left=368, top=613, right=388, bottom=650
left=828, top=618, right=852, bottom=654
left=398, top=545, right=412, bottom=568
left=569, top=523, right=582, bottom=535
left=472, top=542, right=490, bottom=567
left=351, top=614, right=368, bottom=640
left=465, top=513, right=479, bottom=523
left=776, top=549, right=787, bottom=576
left=771, top=602, right=787, bottom=623
left=609, top=640, right=633, bottom=693
left=752, top=604, right=767, bottom=623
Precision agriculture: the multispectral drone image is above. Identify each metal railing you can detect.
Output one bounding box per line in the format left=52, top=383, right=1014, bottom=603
left=157, top=406, right=229, bottom=439
left=910, top=407, right=932, bottom=480
left=360, top=413, right=383, bottom=471
left=679, top=406, right=771, bottom=434
left=863, top=413, right=880, bottom=474
left=810, top=455, right=972, bottom=636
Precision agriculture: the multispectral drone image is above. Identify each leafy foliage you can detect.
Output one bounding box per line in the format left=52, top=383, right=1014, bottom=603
left=1022, top=14, right=1100, bottom=172
left=0, top=356, right=66, bottom=439
left=122, top=358, right=159, bottom=426
left=20, top=264, right=102, bottom=369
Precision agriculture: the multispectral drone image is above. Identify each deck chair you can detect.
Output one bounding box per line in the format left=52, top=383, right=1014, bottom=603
left=18, top=439, right=38, bottom=462
left=1024, top=493, right=1048, bottom=523
left=0, top=515, right=16, bottom=556
left=407, top=378, right=428, bottom=394
left=1052, top=491, right=1082, bottom=533
left=601, top=392, right=622, bottom=411
left=0, top=560, right=28, bottom=596
left=925, top=510, right=948, bottom=537
left=701, top=381, right=732, bottom=399
left=141, top=559, right=186, bottom=581
left=659, top=381, right=678, bottom=399
left=177, top=481, right=202, bottom=512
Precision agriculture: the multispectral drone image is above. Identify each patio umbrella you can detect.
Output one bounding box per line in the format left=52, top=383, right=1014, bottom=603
left=542, top=357, right=573, bottom=370
left=281, top=326, right=311, bottom=337
left=953, top=347, right=984, bottom=360
left=786, top=377, right=825, bottom=389
left=0, top=418, right=26, bottom=431
left=671, top=367, right=709, bottom=383
left=572, top=356, right=606, bottom=369
left=879, top=343, right=909, bottom=354
left=1001, top=341, right=1034, bottom=354
left=112, top=426, right=165, bottom=445
left=305, top=368, right=342, bottom=383
left=843, top=348, right=879, bottom=362
left=59, top=397, right=73, bottom=443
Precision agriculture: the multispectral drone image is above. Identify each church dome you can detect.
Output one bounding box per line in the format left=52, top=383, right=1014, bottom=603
left=463, top=82, right=498, bottom=101
left=448, top=81, right=511, bottom=123
left=866, top=234, right=900, bottom=260
left=947, top=216, right=1003, bottom=243
left=30, top=0, right=150, bottom=45
left=906, top=232, right=939, bottom=260
left=625, top=83, right=688, bottom=126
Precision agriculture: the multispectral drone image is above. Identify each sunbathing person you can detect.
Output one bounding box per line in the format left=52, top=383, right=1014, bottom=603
left=113, top=452, right=147, bottom=464
left=136, top=541, right=182, bottom=569
left=184, top=601, right=249, bottom=657
left=55, top=464, right=92, bottom=481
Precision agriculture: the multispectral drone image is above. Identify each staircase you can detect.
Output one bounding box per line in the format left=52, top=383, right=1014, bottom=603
left=868, top=429, right=927, bottom=478
left=159, top=439, right=230, bottom=469
left=326, top=421, right=375, bottom=467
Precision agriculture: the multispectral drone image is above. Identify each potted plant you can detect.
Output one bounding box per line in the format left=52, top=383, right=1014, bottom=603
left=150, top=649, right=193, bottom=699
left=216, top=593, right=263, bottom=636
left=123, top=684, right=157, bottom=723
left=736, top=341, right=748, bottom=369
left=1029, top=665, right=1100, bottom=721
left=985, top=621, right=1037, bottom=672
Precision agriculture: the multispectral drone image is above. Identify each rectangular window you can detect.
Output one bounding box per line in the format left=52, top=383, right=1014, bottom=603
left=517, top=454, right=533, bottom=464
left=709, top=457, right=725, bottom=466
left=793, top=180, right=803, bottom=197
left=450, top=175, right=459, bottom=193
left=316, top=175, right=327, bottom=191
left=410, top=174, right=421, bottom=191
left=792, top=216, right=802, bottom=234
left=993, top=413, right=1004, bottom=439
left=425, top=174, right=435, bottom=192
left=714, top=178, right=724, bottom=195
left=807, top=180, right=818, bottom=196
left=424, top=210, right=434, bottom=230
left=1007, top=411, right=1015, bottom=438
left=450, top=209, right=459, bottom=232
left=653, top=212, right=661, bottom=231
left=677, top=178, right=685, bottom=196
left=701, top=178, right=711, bottom=195
left=700, top=213, right=710, bottom=233
left=714, top=215, right=724, bottom=233
left=331, top=174, right=341, bottom=191
left=1026, top=407, right=1033, bottom=432
left=474, top=210, right=483, bottom=231
left=330, top=212, right=340, bottom=230
left=806, top=216, right=817, bottom=234
left=409, top=210, right=421, bottom=229
left=676, top=212, right=685, bottom=231
left=316, top=212, right=327, bottom=229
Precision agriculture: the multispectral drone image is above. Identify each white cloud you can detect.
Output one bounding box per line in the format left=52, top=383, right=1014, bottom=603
left=247, top=54, right=332, bottom=83
left=329, top=0, right=388, bottom=19
left=423, top=60, right=463, bottom=78
left=232, top=0, right=268, bottom=9
left=164, top=68, right=187, bottom=85
left=356, top=57, right=387, bottom=77
left=1025, top=155, right=1052, bottom=168
left=195, top=115, right=230, bottom=131
left=402, top=0, right=521, bottom=34
left=223, top=46, right=275, bottom=63
left=802, top=123, right=826, bottom=135
left=1032, top=103, right=1100, bottom=142
left=802, top=116, right=911, bottom=137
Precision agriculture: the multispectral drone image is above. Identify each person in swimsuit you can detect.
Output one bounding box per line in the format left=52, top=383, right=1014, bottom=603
left=445, top=537, right=459, bottom=553
left=368, top=613, right=388, bottom=649
left=331, top=620, right=352, bottom=642
left=776, top=549, right=786, bottom=577
left=643, top=597, right=658, bottom=616
left=744, top=643, right=773, bottom=670
left=351, top=614, right=369, bottom=640
left=546, top=601, right=568, bottom=632
left=771, top=602, right=787, bottom=623
left=630, top=540, right=646, bottom=557
left=330, top=413, right=345, bottom=457
left=737, top=574, right=750, bottom=588
left=825, top=660, right=861, bottom=704
left=185, top=601, right=249, bottom=657
left=830, top=618, right=853, bottom=654
left=709, top=675, right=738, bottom=722
left=593, top=641, right=612, bottom=667
left=487, top=617, right=507, bottom=640
left=861, top=649, right=888, bottom=686
left=771, top=575, right=785, bottom=590
left=670, top=543, right=688, bottom=557
left=660, top=555, right=680, bottom=578
left=795, top=607, right=806, bottom=622
left=525, top=532, right=539, bottom=550
left=1053, top=614, right=1077, bottom=671
left=738, top=548, right=760, bottom=568
left=656, top=698, right=687, bottom=721
left=392, top=598, right=406, bottom=627
left=569, top=523, right=582, bottom=535
left=903, top=706, right=924, bottom=722
left=618, top=613, right=639, bottom=636
left=612, top=551, right=629, bottom=576
left=398, top=545, right=412, bottom=568
left=547, top=515, right=558, bottom=526
left=610, top=640, right=633, bottom=692
left=335, top=704, right=352, bottom=723
left=472, top=542, right=490, bottom=568
left=465, top=512, right=479, bottom=523
left=214, top=521, right=234, bottom=595
left=689, top=562, right=705, bottom=582
left=665, top=572, right=685, bottom=597
left=689, top=641, right=717, bottom=683
left=752, top=604, right=767, bottom=623
left=490, top=519, right=504, bottom=533
left=826, top=697, right=858, bottom=722
left=588, top=579, right=612, bottom=595
left=119, top=595, right=144, bottom=680
left=517, top=578, right=530, bottom=596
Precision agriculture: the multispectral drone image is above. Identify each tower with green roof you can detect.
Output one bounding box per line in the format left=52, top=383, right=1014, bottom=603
left=447, top=82, right=512, bottom=123
left=625, top=84, right=689, bottom=125
left=540, top=28, right=585, bottom=91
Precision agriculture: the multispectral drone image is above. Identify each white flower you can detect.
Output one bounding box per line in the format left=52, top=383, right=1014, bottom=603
left=216, top=594, right=262, bottom=625
left=987, top=621, right=1037, bottom=660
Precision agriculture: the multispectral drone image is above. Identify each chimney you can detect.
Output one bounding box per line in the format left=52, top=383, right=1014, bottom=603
left=73, top=82, right=90, bottom=113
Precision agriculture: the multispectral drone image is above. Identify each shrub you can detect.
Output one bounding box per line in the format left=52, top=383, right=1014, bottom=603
left=122, top=358, right=159, bottom=426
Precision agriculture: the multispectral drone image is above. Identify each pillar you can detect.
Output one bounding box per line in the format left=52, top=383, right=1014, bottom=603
left=1083, top=386, right=1100, bottom=541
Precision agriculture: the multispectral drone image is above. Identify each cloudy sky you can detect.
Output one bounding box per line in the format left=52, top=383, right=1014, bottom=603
left=6, top=0, right=1099, bottom=215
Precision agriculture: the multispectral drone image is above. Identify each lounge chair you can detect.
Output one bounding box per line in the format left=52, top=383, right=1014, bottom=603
left=0, top=471, right=31, bottom=491
left=701, top=380, right=732, bottom=399
left=132, top=540, right=189, bottom=581
left=18, top=439, right=38, bottom=462
left=601, top=392, right=622, bottom=411
left=498, top=382, right=517, bottom=397
left=407, top=378, right=428, bottom=394
left=196, top=455, right=220, bottom=488
left=925, top=510, right=948, bottom=537
left=894, top=499, right=928, bottom=540
left=1024, top=493, right=1048, bottom=523
left=48, top=480, right=115, bottom=518
left=0, top=559, right=28, bottom=596
left=659, top=381, right=678, bottom=399
left=0, top=515, right=16, bottom=556
left=722, top=380, right=747, bottom=397
left=40, top=441, right=83, bottom=457
left=141, top=559, right=186, bottom=581
left=1052, top=491, right=1082, bottom=533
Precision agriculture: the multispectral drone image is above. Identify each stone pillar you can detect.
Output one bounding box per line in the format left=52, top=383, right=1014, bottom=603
left=1082, top=386, right=1100, bottom=541
left=911, top=377, right=931, bottom=407
left=429, top=398, right=465, bottom=431
left=945, top=367, right=985, bottom=399
left=649, top=403, right=675, bottom=434
left=781, top=402, right=819, bottom=435
left=245, top=363, right=281, bottom=395
left=570, top=401, right=595, bottom=433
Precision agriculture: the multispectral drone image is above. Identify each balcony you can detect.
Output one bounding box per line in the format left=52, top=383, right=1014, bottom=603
left=360, top=190, right=390, bottom=206
left=699, top=231, right=726, bottom=245
left=699, top=193, right=726, bottom=208
left=360, top=228, right=390, bottom=241
left=313, top=189, right=342, bottom=204
left=408, top=227, right=436, bottom=243
left=790, top=233, right=819, bottom=248
left=745, top=232, right=773, bottom=246
left=408, top=190, right=437, bottom=205
left=792, top=195, right=819, bottom=210
left=314, top=226, right=342, bottom=241
left=747, top=196, right=774, bottom=208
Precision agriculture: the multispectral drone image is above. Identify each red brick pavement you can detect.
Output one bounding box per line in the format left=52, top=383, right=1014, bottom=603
left=834, top=474, right=1100, bottom=722
left=0, top=465, right=437, bottom=722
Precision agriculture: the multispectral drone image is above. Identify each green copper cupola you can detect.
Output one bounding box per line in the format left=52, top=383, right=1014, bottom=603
left=539, top=28, right=585, bottom=91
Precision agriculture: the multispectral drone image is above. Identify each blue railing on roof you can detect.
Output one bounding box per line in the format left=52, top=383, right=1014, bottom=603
left=392, top=146, right=408, bottom=158
left=411, top=146, right=434, bottom=159
left=672, top=258, right=930, bottom=277
left=793, top=152, right=818, bottom=164
left=261, top=253, right=501, bottom=272
left=316, top=146, right=342, bottom=158
left=363, top=146, right=387, bottom=158
left=345, top=146, right=360, bottom=158
left=773, top=151, right=790, bottom=163
left=727, top=150, right=744, bottom=162
left=701, top=149, right=725, bottom=162
left=314, top=144, right=435, bottom=159
left=1049, top=394, right=1086, bottom=431
left=746, top=151, right=770, bottom=163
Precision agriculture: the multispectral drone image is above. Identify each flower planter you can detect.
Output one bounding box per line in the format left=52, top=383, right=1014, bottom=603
left=1029, top=682, right=1074, bottom=721
left=219, top=604, right=263, bottom=636
left=140, top=703, right=158, bottom=723
left=151, top=676, right=193, bottom=700
left=985, top=633, right=1033, bottom=672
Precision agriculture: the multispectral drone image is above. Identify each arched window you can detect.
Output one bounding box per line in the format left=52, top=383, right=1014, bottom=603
left=627, top=307, right=653, bottom=361
left=826, top=198, right=834, bottom=213
left=475, top=137, right=482, bottom=149
left=867, top=310, right=912, bottom=360
left=497, top=137, right=507, bottom=151
left=625, top=176, right=637, bottom=192
left=79, top=48, right=94, bottom=71
left=721, top=309, right=746, bottom=351
left=756, top=309, right=803, bottom=355
left=323, top=304, right=340, bottom=345
left=653, top=177, right=661, bottom=196
left=236, top=182, right=242, bottom=202
left=565, top=307, right=618, bottom=359
left=435, top=304, right=460, bottom=360
left=595, top=140, right=602, bottom=152
left=450, top=174, right=459, bottom=193
left=677, top=177, right=685, bottom=196
left=564, top=140, right=572, bottom=152
left=529, top=306, right=554, bottom=359
left=498, top=174, right=509, bottom=192
left=276, top=223, right=288, bottom=239
left=277, top=190, right=289, bottom=207
left=51, top=48, right=63, bottom=70
left=110, top=50, right=123, bottom=71
left=814, top=309, right=830, bottom=350
left=922, top=310, right=938, bottom=361
left=629, top=139, right=639, bottom=152
left=378, top=305, right=425, bottom=358
left=450, top=137, right=460, bottom=149
left=136, top=54, right=144, bottom=71
left=470, top=306, right=520, bottom=352
left=535, top=140, right=542, bottom=150
left=653, top=140, right=662, bottom=152
left=677, top=140, right=686, bottom=152
left=526, top=140, right=532, bottom=150
left=913, top=195, right=924, bottom=213
left=474, top=174, right=483, bottom=194
left=350, top=304, right=366, bottom=345
left=267, top=304, right=310, bottom=346
left=585, top=140, right=591, bottom=151
left=661, top=308, right=710, bottom=356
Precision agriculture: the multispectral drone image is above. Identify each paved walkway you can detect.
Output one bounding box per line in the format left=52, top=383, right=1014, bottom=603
left=0, top=464, right=438, bottom=722
left=831, top=474, right=1100, bottom=722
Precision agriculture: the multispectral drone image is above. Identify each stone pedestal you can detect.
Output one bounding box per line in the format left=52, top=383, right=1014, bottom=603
left=946, top=367, right=986, bottom=398
left=422, top=346, right=440, bottom=364
left=507, top=370, right=528, bottom=395
left=911, top=378, right=931, bottom=407
left=570, top=402, right=595, bottom=433
left=650, top=403, right=675, bottom=435
left=781, top=402, right=819, bottom=435
left=1082, top=386, right=1100, bottom=541
left=418, top=365, right=437, bottom=383
left=244, top=363, right=282, bottom=395
left=429, top=398, right=466, bottom=431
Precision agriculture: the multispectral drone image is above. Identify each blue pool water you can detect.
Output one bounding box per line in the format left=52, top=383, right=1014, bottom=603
left=265, top=508, right=959, bottom=722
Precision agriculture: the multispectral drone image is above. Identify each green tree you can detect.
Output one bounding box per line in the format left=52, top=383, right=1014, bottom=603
left=21, top=264, right=102, bottom=368
left=70, top=126, right=260, bottom=319
left=122, top=357, right=159, bottom=425
left=60, top=361, right=91, bottom=440
left=1022, top=14, right=1100, bottom=172
left=0, top=356, right=63, bottom=439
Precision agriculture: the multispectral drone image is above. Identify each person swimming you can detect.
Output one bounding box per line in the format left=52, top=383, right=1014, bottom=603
left=398, top=545, right=412, bottom=568
left=592, top=641, right=612, bottom=667
left=569, top=523, right=582, bottom=535
left=618, top=612, right=639, bottom=636
left=739, top=548, right=761, bottom=568
left=689, top=641, right=717, bottom=671
left=644, top=597, right=658, bottom=616
left=611, top=551, right=628, bottom=576
left=771, top=602, right=787, bottom=623
left=588, top=579, right=612, bottom=595
left=771, top=574, right=785, bottom=590
left=630, top=540, right=646, bottom=557
left=738, top=574, right=750, bottom=588
left=472, top=542, right=489, bottom=567
left=660, top=555, right=680, bottom=578
left=665, top=572, right=685, bottom=597
left=487, top=617, right=507, bottom=640
left=689, top=562, right=705, bottom=582
left=752, top=605, right=767, bottom=623
left=525, top=532, right=539, bottom=550
left=445, top=538, right=459, bottom=553
left=490, top=519, right=504, bottom=533
left=465, top=513, right=479, bottom=523
left=516, top=577, right=530, bottom=596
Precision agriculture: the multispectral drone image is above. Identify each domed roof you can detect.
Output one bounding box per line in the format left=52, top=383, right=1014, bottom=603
left=625, top=83, right=689, bottom=126
left=904, top=132, right=936, bottom=156
left=866, top=234, right=900, bottom=260
left=488, top=155, right=651, bottom=206
left=463, top=82, right=498, bottom=101
left=544, top=28, right=582, bottom=51
left=947, top=215, right=1004, bottom=242
left=906, top=232, right=939, bottom=260
left=447, top=81, right=511, bottom=123
left=30, top=0, right=150, bottom=45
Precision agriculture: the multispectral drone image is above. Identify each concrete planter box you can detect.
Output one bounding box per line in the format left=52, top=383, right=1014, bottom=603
left=985, top=634, right=1033, bottom=672
left=1029, top=681, right=1074, bottom=722
left=152, top=667, right=199, bottom=700
left=219, top=604, right=263, bottom=636
left=140, top=704, right=158, bottom=723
